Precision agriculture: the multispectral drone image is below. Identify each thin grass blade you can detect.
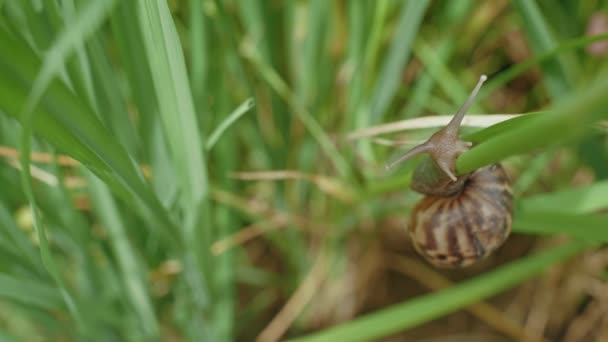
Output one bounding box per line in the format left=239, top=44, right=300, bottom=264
left=369, top=0, right=430, bottom=122
left=291, top=241, right=587, bottom=342
left=206, top=98, right=255, bottom=150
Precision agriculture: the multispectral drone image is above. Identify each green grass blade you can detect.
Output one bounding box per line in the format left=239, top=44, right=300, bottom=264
left=512, top=150, right=556, bottom=196
left=400, top=0, right=474, bottom=119
left=137, top=0, right=208, bottom=210
left=481, top=33, right=608, bottom=100
left=295, top=0, right=330, bottom=106
left=456, top=76, right=608, bottom=174
left=520, top=180, right=608, bottom=214
left=513, top=211, right=608, bottom=241
left=243, top=43, right=349, bottom=177
left=462, top=112, right=544, bottom=143
left=0, top=274, right=63, bottom=310
left=0, top=203, right=42, bottom=272
left=291, top=241, right=587, bottom=342
left=86, top=37, right=140, bottom=154
left=87, top=173, right=159, bottom=338
left=189, top=0, right=208, bottom=115
left=401, top=41, right=453, bottom=119
left=110, top=1, right=159, bottom=142
left=137, top=1, right=213, bottom=337
left=206, top=98, right=255, bottom=151
left=344, top=0, right=368, bottom=124
left=413, top=40, right=483, bottom=114
left=362, top=0, right=390, bottom=88
left=369, top=0, right=430, bottom=122
left=511, top=0, right=572, bottom=98
left=20, top=0, right=116, bottom=120
left=19, top=112, right=85, bottom=333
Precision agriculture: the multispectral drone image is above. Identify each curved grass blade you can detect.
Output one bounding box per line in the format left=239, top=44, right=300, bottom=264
left=291, top=241, right=587, bottom=342
left=206, top=98, right=255, bottom=151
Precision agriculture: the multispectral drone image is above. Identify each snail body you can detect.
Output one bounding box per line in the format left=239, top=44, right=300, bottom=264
left=389, top=75, right=513, bottom=268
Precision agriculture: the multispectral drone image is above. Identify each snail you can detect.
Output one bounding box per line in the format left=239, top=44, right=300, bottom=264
left=387, top=75, right=513, bottom=268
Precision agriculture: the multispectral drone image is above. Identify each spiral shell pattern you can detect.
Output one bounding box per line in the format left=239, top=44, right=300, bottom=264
left=408, top=164, right=513, bottom=268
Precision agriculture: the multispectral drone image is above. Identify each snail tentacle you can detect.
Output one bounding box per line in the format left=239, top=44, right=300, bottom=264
left=388, top=75, right=487, bottom=185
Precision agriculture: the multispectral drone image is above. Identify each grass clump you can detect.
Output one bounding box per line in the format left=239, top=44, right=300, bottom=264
left=1, top=1, right=608, bottom=341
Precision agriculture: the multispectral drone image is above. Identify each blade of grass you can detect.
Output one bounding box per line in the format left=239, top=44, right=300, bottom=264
left=242, top=41, right=349, bottom=177
left=413, top=39, right=484, bottom=114
left=369, top=0, right=430, bottom=122
left=206, top=98, right=255, bottom=150
left=87, top=173, right=159, bottom=338
left=110, top=1, right=159, bottom=145
left=511, top=0, right=572, bottom=98
left=512, top=150, right=556, bottom=196
left=291, top=240, right=588, bottom=342
left=295, top=0, right=330, bottom=106
left=190, top=0, right=208, bottom=116
left=19, top=112, right=85, bottom=333
left=461, top=112, right=544, bottom=143
left=61, top=0, right=99, bottom=113
left=456, top=76, right=608, bottom=174
left=401, top=40, right=452, bottom=119
left=0, top=274, right=63, bottom=310
left=137, top=1, right=213, bottom=336
left=20, top=0, right=116, bottom=121
left=361, top=0, right=390, bottom=102
left=387, top=255, right=547, bottom=342
left=400, top=0, right=475, bottom=119
left=86, top=37, right=140, bottom=154
left=0, top=202, right=42, bottom=272
left=513, top=211, right=608, bottom=242
left=520, top=180, right=608, bottom=214
left=13, top=2, right=122, bottom=333
left=345, top=0, right=369, bottom=131
left=480, top=33, right=608, bottom=100
left=137, top=0, right=208, bottom=210
left=350, top=0, right=390, bottom=164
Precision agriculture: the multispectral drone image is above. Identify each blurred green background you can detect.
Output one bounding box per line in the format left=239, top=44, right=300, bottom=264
left=1, top=0, right=608, bottom=341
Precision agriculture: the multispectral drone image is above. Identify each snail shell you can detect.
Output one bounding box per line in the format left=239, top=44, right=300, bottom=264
left=388, top=75, right=513, bottom=268
left=409, top=164, right=513, bottom=268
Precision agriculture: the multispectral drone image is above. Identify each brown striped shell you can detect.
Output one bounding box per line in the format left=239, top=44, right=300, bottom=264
left=408, top=164, right=513, bottom=268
